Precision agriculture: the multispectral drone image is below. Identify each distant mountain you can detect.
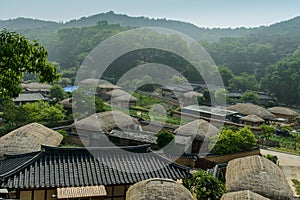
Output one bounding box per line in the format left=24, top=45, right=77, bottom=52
left=0, top=11, right=299, bottom=43
left=0, top=11, right=256, bottom=42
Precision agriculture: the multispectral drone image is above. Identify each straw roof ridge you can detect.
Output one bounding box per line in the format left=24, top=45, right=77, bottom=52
left=174, top=119, right=219, bottom=141
left=126, top=178, right=194, bottom=200
left=75, top=111, right=138, bottom=132
left=221, top=190, right=270, bottom=200
left=226, top=155, right=293, bottom=200
left=0, top=123, right=63, bottom=158
left=227, top=103, right=276, bottom=120
left=241, top=115, right=265, bottom=123
left=267, top=106, right=299, bottom=116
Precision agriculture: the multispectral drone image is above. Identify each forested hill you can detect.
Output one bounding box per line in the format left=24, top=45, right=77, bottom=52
left=0, top=11, right=255, bottom=42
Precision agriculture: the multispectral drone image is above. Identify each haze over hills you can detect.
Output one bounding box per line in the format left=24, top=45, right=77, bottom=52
left=1, top=11, right=300, bottom=42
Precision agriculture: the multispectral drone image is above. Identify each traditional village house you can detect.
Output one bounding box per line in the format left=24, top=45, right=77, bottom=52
left=267, top=106, right=299, bottom=122
left=0, top=145, right=191, bottom=200
left=13, top=92, right=49, bottom=105
left=22, top=83, right=52, bottom=95
left=106, top=89, right=137, bottom=107
left=174, top=119, right=219, bottom=154
left=227, top=103, right=276, bottom=121
left=240, top=114, right=265, bottom=127
left=225, top=155, right=293, bottom=200
left=0, top=123, right=63, bottom=159
left=72, top=111, right=140, bottom=146
left=126, top=178, right=194, bottom=200
left=221, top=190, right=270, bottom=200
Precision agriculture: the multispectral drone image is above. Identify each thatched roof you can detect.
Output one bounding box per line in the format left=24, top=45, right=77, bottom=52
left=80, top=78, right=101, bottom=85
left=221, top=190, right=270, bottom=200
left=174, top=119, right=219, bottom=141
left=22, top=83, right=52, bottom=91
left=126, top=178, right=194, bottom=200
left=183, top=91, right=203, bottom=99
left=107, top=89, right=138, bottom=101
left=227, top=103, right=276, bottom=120
left=0, top=123, right=63, bottom=158
left=267, top=107, right=299, bottom=117
left=75, top=111, right=139, bottom=132
left=59, top=98, right=73, bottom=108
left=98, top=83, right=121, bottom=89
left=226, top=155, right=293, bottom=200
left=240, top=115, right=265, bottom=123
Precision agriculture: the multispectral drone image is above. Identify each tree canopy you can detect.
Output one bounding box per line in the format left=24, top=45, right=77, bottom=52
left=0, top=29, right=60, bottom=98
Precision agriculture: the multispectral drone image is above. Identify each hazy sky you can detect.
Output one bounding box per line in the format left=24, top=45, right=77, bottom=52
left=1, top=0, right=300, bottom=28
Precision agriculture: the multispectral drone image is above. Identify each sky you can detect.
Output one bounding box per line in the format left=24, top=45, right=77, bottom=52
left=0, top=0, right=300, bottom=28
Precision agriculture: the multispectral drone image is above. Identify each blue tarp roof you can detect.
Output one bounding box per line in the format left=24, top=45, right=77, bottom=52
left=63, top=86, right=79, bottom=92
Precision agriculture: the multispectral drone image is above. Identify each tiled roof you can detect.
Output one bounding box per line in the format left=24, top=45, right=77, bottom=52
left=13, top=92, right=48, bottom=102
left=0, top=145, right=190, bottom=189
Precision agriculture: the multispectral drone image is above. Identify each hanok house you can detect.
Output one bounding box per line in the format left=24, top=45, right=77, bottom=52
left=105, top=89, right=137, bottom=108
left=0, top=145, right=191, bottom=200
left=267, top=106, right=299, bottom=122
left=13, top=92, right=49, bottom=105
left=174, top=119, right=220, bottom=154
left=22, top=83, right=52, bottom=95
left=225, top=155, right=293, bottom=200
left=240, top=114, right=265, bottom=127
left=179, top=105, right=238, bottom=121
left=0, top=123, right=63, bottom=159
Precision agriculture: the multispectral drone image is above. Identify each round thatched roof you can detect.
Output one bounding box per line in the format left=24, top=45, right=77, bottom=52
left=227, top=103, right=276, bottom=120
left=267, top=106, right=299, bottom=117
left=126, top=178, right=194, bottom=200
left=183, top=91, right=203, bottom=99
left=75, top=111, right=139, bottom=132
left=174, top=119, right=219, bottom=141
left=226, top=155, right=293, bottom=200
left=240, top=115, right=265, bottom=123
left=221, top=190, right=270, bottom=200
left=0, top=123, right=63, bottom=158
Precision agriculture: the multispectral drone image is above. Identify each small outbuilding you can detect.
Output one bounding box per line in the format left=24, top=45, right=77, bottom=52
left=240, top=114, right=265, bottom=127
left=126, top=178, right=194, bottom=200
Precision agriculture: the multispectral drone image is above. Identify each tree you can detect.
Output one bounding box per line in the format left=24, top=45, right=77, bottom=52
left=0, top=29, right=60, bottom=98
left=214, top=89, right=228, bottom=106
left=50, top=84, right=67, bottom=101
left=229, top=72, right=259, bottom=91
left=240, top=91, right=259, bottom=104
left=156, top=131, right=175, bottom=149
left=183, top=170, right=225, bottom=200
left=259, top=124, right=275, bottom=140
left=210, top=127, right=257, bottom=155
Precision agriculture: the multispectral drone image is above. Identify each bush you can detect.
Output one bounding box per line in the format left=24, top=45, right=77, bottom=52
left=183, top=170, right=225, bottom=200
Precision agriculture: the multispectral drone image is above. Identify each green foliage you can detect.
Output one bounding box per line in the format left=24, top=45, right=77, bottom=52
left=229, top=72, right=259, bottom=91
left=156, top=131, right=174, bottom=149
left=50, top=84, right=67, bottom=101
left=264, top=154, right=277, bottom=164
left=210, top=127, right=257, bottom=155
left=240, top=91, right=259, bottom=104
left=183, top=170, right=225, bottom=200
left=0, top=29, right=60, bottom=98
left=292, top=179, right=300, bottom=195
left=259, top=124, right=276, bottom=140
left=261, top=48, right=300, bottom=105
left=57, top=130, right=68, bottom=139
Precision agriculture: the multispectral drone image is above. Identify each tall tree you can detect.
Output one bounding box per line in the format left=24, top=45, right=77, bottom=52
left=0, top=30, right=60, bottom=98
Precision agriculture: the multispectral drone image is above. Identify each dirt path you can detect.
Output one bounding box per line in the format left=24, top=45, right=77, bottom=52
left=260, top=149, right=300, bottom=197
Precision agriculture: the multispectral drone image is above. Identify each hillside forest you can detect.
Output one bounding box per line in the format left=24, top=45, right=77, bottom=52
left=1, top=11, right=300, bottom=106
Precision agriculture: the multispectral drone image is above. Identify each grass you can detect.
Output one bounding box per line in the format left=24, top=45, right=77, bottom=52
left=292, top=179, right=300, bottom=195
left=270, top=147, right=300, bottom=155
